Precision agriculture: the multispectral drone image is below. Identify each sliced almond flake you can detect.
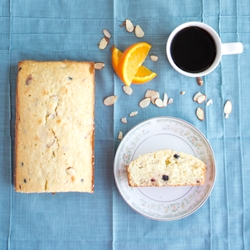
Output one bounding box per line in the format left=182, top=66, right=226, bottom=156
left=163, top=93, right=168, bottom=107
left=25, top=75, right=32, bottom=85
left=196, top=107, right=204, bottom=121
left=48, top=114, right=55, bottom=120
left=103, top=95, right=118, bottom=106
left=118, top=131, right=123, bottom=140
left=134, top=25, right=144, bottom=38
left=151, top=92, right=160, bottom=104
left=94, top=62, right=105, bottom=70
left=180, top=91, right=185, bottom=95
left=26, top=74, right=32, bottom=85
left=197, top=94, right=207, bottom=104
left=224, top=100, right=232, bottom=115
left=98, top=37, right=109, bottom=50
left=155, top=98, right=164, bottom=108
left=125, top=19, right=134, bottom=32
left=139, top=98, right=151, bottom=108
left=46, top=139, right=55, bottom=148
left=145, top=89, right=156, bottom=98
left=196, top=77, right=204, bottom=86
left=150, top=55, right=159, bottom=62
left=168, top=98, right=174, bottom=104
left=66, top=167, right=76, bottom=176
left=121, top=117, right=127, bottom=124
left=123, top=85, right=133, bottom=95
left=206, top=99, right=213, bottom=106
left=193, top=92, right=203, bottom=102
left=103, top=29, right=111, bottom=39
left=129, top=111, right=138, bottom=117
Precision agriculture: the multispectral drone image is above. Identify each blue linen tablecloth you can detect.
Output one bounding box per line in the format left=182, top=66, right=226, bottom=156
left=0, top=0, right=249, bottom=249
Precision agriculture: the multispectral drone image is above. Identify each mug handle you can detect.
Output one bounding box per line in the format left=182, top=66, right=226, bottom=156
left=221, top=42, right=243, bottom=55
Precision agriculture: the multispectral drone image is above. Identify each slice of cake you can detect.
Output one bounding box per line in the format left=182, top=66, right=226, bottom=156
left=15, top=60, right=95, bottom=193
left=127, top=150, right=206, bottom=187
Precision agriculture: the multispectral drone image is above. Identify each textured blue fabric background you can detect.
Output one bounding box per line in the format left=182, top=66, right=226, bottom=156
left=0, top=0, right=249, bottom=249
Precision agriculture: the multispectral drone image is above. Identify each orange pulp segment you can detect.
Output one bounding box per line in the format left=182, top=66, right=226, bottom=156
left=133, top=66, right=157, bottom=84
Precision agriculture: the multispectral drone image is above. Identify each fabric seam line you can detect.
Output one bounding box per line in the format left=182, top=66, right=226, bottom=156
left=8, top=0, right=13, bottom=249
left=236, top=0, right=245, bottom=248
left=218, top=2, right=230, bottom=249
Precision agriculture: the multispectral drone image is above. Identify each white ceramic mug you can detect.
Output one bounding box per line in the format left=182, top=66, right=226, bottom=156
left=166, top=21, right=243, bottom=77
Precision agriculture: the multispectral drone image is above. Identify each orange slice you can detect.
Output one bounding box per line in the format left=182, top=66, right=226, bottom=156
left=133, top=66, right=157, bottom=84
left=116, top=42, right=152, bottom=86
left=111, top=45, right=157, bottom=85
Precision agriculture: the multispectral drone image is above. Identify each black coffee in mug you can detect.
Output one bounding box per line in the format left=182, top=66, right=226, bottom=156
left=170, top=27, right=216, bottom=73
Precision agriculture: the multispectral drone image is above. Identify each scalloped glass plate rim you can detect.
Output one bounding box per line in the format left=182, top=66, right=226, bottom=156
left=113, top=116, right=216, bottom=221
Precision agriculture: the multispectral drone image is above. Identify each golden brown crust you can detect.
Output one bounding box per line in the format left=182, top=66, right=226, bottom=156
left=14, top=62, right=23, bottom=190
left=90, top=85, right=95, bottom=193
left=89, top=64, right=95, bottom=193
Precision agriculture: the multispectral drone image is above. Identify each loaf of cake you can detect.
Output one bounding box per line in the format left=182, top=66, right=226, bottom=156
left=127, top=150, right=206, bottom=187
left=15, top=60, right=95, bottom=193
